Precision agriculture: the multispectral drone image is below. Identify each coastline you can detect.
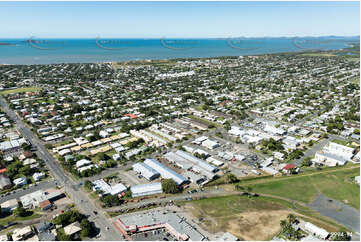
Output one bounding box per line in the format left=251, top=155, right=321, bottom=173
left=0, top=40, right=358, bottom=66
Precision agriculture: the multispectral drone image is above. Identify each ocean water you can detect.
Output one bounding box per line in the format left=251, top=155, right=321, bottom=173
left=0, top=37, right=358, bottom=65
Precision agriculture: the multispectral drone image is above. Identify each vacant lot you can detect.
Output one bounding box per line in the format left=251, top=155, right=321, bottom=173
left=249, top=167, right=360, bottom=209
left=0, top=87, right=41, bottom=95
left=185, top=195, right=290, bottom=240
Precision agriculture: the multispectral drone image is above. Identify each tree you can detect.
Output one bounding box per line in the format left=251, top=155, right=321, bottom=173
left=280, top=219, right=287, bottom=229
left=96, top=152, right=110, bottom=161
left=101, top=195, right=122, bottom=207
left=301, top=157, right=312, bottom=167
left=45, top=143, right=54, bottom=149
left=161, top=179, right=180, bottom=194
left=21, top=142, right=31, bottom=151
left=53, top=210, right=85, bottom=226
left=225, top=173, right=239, bottom=184
left=287, top=214, right=296, bottom=224
left=84, top=180, right=93, bottom=191
left=56, top=228, right=71, bottom=241
left=13, top=202, right=28, bottom=217
left=80, top=219, right=93, bottom=238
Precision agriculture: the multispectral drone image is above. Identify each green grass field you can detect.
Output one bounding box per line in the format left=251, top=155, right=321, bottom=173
left=249, top=168, right=360, bottom=209
left=190, top=195, right=284, bottom=217
left=0, top=212, right=42, bottom=226
left=0, top=87, right=42, bottom=95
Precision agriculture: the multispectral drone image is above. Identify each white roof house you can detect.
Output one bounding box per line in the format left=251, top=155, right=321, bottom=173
left=75, top=159, right=92, bottom=168
left=132, top=163, right=160, bottom=181
left=58, top=148, right=71, bottom=156
left=130, top=183, right=163, bottom=197
left=99, top=130, right=109, bottom=138
left=13, top=177, right=27, bottom=186
left=64, top=222, right=82, bottom=236
left=264, top=125, right=286, bottom=135
left=144, top=158, right=188, bottom=185
left=92, top=179, right=127, bottom=195
left=78, top=164, right=95, bottom=173
left=32, top=172, right=45, bottom=182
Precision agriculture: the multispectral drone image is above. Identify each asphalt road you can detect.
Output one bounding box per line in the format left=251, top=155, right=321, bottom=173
left=0, top=96, right=121, bottom=240
left=294, top=137, right=330, bottom=166
left=309, top=193, right=360, bottom=240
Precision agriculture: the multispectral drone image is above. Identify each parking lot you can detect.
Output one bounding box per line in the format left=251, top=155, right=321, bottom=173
left=131, top=229, right=177, bottom=241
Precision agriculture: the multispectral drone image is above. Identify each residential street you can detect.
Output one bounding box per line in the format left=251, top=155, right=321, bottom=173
left=0, top=96, right=121, bottom=241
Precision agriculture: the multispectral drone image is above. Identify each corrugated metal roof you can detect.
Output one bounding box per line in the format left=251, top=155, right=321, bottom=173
left=130, top=183, right=162, bottom=197
left=175, top=150, right=217, bottom=172
left=144, top=158, right=187, bottom=185
left=132, top=163, right=160, bottom=180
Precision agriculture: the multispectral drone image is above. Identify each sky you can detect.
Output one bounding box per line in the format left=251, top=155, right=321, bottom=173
left=0, top=1, right=359, bottom=38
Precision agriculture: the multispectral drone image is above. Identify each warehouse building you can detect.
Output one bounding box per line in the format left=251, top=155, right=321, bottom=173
left=132, top=163, right=160, bottom=181
left=325, top=142, right=355, bottom=160
left=144, top=158, right=188, bottom=185
left=130, top=183, right=163, bottom=197
left=314, top=152, right=348, bottom=167
left=206, top=156, right=224, bottom=167
left=164, top=152, right=193, bottom=170
left=175, top=150, right=218, bottom=173
left=182, top=171, right=205, bottom=184
left=201, top=138, right=220, bottom=150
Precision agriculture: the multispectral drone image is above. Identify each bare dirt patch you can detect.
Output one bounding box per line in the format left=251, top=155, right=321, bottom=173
left=184, top=199, right=290, bottom=241
left=227, top=210, right=289, bottom=241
